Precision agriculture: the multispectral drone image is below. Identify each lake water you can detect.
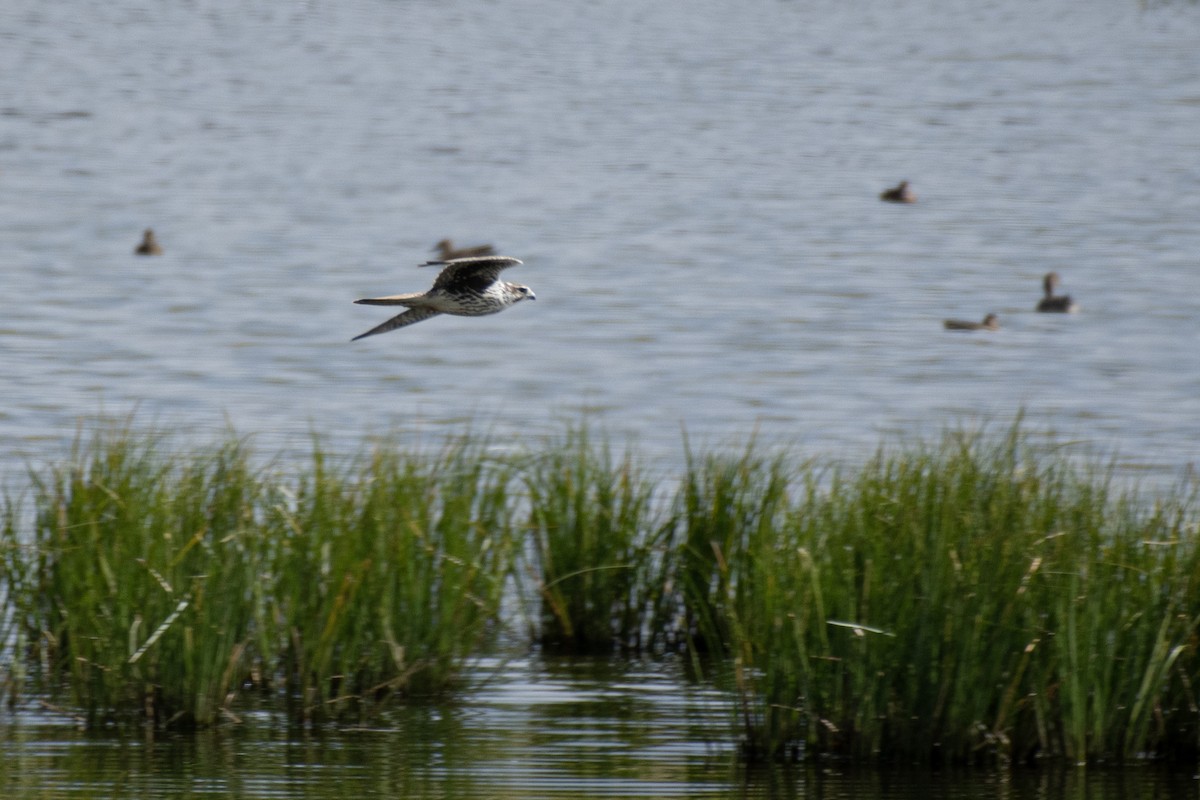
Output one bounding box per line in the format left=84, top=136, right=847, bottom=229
left=2, top=0, right=1200, bottom=794
left=3, top=0, right=1200, bottom=487
left=2, top=655, right=1196, bottom=799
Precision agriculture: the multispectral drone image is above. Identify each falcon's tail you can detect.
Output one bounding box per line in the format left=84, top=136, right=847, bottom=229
left=354, top=292, right=425, bottom=307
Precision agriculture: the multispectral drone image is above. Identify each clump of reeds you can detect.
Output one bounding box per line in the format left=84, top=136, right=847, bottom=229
left=1, top=419, right=1197, bottom=766
left=519, top=427, right=673, bottom=653
left=261, top=437, right=516, bottom=721
left=2, top=488, right=29, bottom=708
left=722, top=428, right=1200, bottom=765
left=673, top=443, right=798, bottom=659
left=0, top=427, right=516, bottom=727
left=8, top=426, right=265, bottom=727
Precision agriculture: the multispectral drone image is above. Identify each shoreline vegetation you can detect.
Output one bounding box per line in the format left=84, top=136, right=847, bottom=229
left=1, top=421, right=1197, bottom=767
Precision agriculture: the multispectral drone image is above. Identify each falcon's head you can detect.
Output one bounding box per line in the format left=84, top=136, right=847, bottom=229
left=509, top=284, right=536, bottom=303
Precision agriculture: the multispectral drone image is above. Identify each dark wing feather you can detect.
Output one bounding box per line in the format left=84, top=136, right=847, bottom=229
left=423, top=256, right=522, bottom=294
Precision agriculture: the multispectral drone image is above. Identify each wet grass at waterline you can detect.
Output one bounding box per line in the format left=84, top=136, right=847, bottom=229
left=1, top=423, right=1197, bottom=766
left=718, top=431, right=1200, bottom=764
left=0, top=427, right=515, bottom=727
left=518, top=427, right=675, bottom=653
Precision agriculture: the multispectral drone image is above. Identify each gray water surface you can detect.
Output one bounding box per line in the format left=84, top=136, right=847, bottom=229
left=3, top=655, right=1196, bottom=799
left=3, top=0, right=1200, bottom=483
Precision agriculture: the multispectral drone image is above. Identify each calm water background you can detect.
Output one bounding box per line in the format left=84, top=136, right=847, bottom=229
left=3, top=0, right=1200, bottom=796
left=3, top=0, right=1200, bottom=484
left=2, top=656, right=1197, bottom=799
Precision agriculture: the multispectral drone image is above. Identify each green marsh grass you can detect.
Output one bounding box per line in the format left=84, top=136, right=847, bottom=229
left=18, top=428, right=264, bottom=726
left=2, top=489, right=28, bottom=707
left=1, top=421, right=1197, bottom=765
left=722, top=430, right=1200, bottom=764
left=520, top=428, right=673, bottom=652
left=2, top=429, right=516, bottom=727
left=263, top=438, right=516, bottom=721
left=674, top=444, right=797, bottom=658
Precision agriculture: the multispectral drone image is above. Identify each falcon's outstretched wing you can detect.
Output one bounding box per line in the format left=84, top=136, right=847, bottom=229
left=351, top=307, right=441, bottom=341
left=423, top=256, right=523, bottom=295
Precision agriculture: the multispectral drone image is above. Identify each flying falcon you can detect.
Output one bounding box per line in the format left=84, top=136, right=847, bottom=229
left=351, top=256, right=534, bottom=341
